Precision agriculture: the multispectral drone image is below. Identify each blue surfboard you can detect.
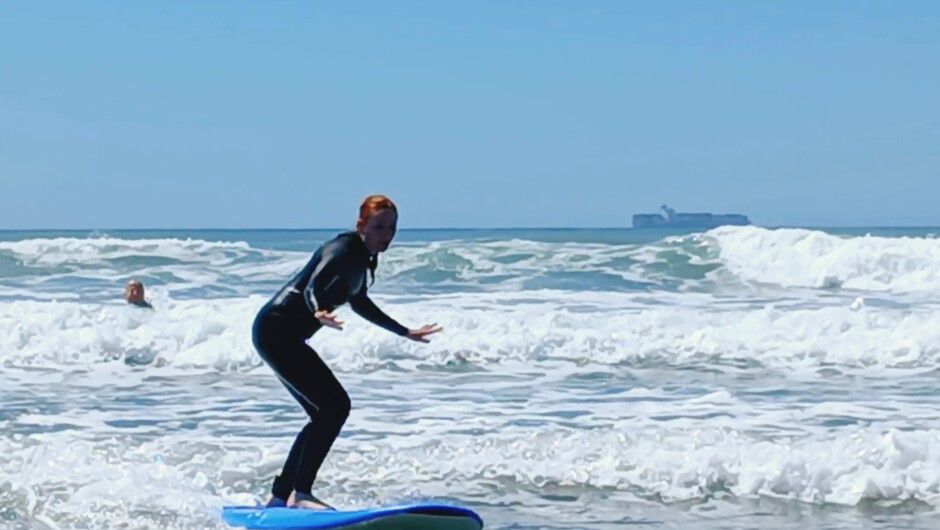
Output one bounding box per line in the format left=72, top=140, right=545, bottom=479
left=222, top=502, right=483, bottom=529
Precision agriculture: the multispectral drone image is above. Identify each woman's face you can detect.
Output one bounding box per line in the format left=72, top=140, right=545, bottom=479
left=359, top=209, right=398, bottom=254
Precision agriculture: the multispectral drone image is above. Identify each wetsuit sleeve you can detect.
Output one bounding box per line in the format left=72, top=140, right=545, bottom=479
left=349, top=289, right=409, bottom=336
left=303, top=240, right=351, bottom=313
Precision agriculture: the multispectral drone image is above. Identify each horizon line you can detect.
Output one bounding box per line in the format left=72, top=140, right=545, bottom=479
left=3, top=224, right=940, bottom=232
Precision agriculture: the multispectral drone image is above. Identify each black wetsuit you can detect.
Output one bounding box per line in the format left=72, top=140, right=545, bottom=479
left=252, top=231, right=408, bottom=500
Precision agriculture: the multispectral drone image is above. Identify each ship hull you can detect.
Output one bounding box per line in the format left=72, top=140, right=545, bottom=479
left=632, top=213, right=751, bottom=229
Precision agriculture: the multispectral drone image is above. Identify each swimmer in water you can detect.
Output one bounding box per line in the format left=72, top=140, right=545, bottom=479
left=124, top=280, right=153, bottom=309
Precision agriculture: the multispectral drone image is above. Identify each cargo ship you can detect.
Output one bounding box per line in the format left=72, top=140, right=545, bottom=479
left=632, top=205, right=751, bottom=229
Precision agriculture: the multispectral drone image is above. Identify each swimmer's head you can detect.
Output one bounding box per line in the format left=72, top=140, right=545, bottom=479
left=124, top=280, right=146, bottom=303
left=356, top=194, right=398, bottom=255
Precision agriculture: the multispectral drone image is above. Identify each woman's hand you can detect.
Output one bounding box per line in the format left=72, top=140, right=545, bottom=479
left=315, top=310, right=345, bottom=330
left=406, top=323, right=443, bottom=343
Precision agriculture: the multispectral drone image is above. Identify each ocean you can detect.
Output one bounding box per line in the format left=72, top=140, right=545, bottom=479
left=2, top=226, right=940, bottom=529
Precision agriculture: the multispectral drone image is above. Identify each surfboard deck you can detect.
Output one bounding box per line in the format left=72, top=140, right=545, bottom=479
left=222, top=502, right=484, bottom=529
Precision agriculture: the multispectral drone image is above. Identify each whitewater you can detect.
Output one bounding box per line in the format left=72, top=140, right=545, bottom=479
left=2, top=225, right=940, bottom=529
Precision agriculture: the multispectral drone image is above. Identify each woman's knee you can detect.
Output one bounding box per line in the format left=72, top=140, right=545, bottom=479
left=295, top=381, right=349, bottom=425
left=329, top=387, right=351, bottom=424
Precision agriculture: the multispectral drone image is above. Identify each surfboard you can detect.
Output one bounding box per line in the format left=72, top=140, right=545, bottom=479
left=222, top=502, right=484, bottom=529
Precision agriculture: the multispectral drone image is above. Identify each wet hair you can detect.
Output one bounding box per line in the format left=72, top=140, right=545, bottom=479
left=357, top=194, right=397, bottom=285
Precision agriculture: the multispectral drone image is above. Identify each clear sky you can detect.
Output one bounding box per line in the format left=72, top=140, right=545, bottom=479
left=2, top=1, right=938, bottom=229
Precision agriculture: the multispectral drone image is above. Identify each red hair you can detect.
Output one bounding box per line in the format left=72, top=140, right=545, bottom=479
left=356, top=194, right=397, bottom=284
left=357, top=194, right=397, bottom=230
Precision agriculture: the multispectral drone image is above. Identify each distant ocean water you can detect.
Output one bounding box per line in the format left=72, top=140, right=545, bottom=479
left=2, top=226, right=940, bottom=529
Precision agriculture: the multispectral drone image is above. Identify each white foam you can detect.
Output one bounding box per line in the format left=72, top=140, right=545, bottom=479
left=0, top=237, right=255, bottom=267
left=6, top=230, right=940, bottom=530
left=0, top=297, right=264, bottom=371
left=5, top=399, right=940, bottom=530
left=1, top=434, right=223, bottom=529
left=2, top=292, right=939, bottom=374
left=708, top=226, right=940, bottom=293
left=0, top=236, right=311, bottom=301
left=7, top=230, right=940, bottom=302
left=378, top=239, right=655, bottom=290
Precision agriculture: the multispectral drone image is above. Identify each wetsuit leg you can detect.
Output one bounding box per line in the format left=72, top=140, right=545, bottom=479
left=253, top=317, right=351, bottom=498
left=268, top=390, right=315, bottom=501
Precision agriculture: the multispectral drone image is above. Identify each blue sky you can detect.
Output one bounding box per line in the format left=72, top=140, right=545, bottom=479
left=2, top=1, right=938, bottom=229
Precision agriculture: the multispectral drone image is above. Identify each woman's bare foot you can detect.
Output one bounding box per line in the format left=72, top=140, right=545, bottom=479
left=288, top=491, right=334, bottom=510
left=265, top=495, right=287, bottom=508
